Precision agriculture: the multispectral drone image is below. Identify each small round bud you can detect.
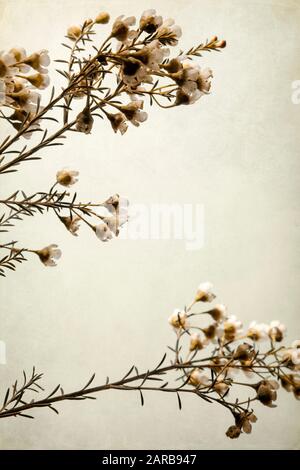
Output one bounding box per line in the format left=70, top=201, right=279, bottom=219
left=95, top=12, right=110, bottom=24
left=67, top=25, right=82, bottom=40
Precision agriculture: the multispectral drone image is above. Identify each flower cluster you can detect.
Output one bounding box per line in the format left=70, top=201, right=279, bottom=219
left=0, top=48, right=50, bottom=137
left=57, top=9, right=226, bottom=137
left=168, top=282, right=300, bottom=438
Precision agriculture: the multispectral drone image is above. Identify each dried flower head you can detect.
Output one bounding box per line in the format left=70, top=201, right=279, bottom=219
left=94, top=222, right=113, bottom=242
left=95, top=12, right=110, bottom=24
left=194, top=282, right=215, bottom=302
left=256, top=379, right=279, bottom=407
left=189, top=332, right=207, bottom=351
left=207, top=304, right=227, bottom=322
left=168, top=309, right=188, bottom=330
left=139, top=9, right=163, bottom=34
left=35, top=244, right=62, bottom=267
left=111, top=15, right=136, bottom=43
left=59, top=216, right=80, bottom=236
left=189, top=369, right=210, bottom=387
left=56, top=169, right=79, bottom=187
left=75, top=106, right=94, bottom=134
left=268, top=321, right=286, bottom=342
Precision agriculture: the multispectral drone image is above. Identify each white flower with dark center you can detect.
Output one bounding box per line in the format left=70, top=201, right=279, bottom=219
left=219, top=315, right=243, bottom=342
left=168, top=308, right=188, bottom=330
left=22, top=50, right=50, bottom=74
left=0, top=51, right=18, bottom=78
left=194, top=282, right=215, bottom=302
left=156, top=18, right=182, bottom=45
left=268, top=320, right=286, bottom=342
left=139, top=9, right=163, bottom=34
left=207, top=304, right=227, bottom=322
left=21, top=73, right=50, bottom=89
left=189, top=332, right=207, bottom=351
left=282, top=340, right=300, bottom=366
left=175, top=87, right=202, bottom=106
left=94, top=222, right=113, bottom=242
left=107, top=112, right=128, bottom=134
left=9, top=47, right=29, bottom=72
left=246, top=321, right=268, bottom=341
left=119, top=100, right=148, bottom=127
left=60, top=216, right=80, bottom=237
left=35, top=244, right=62, bottom=267
left=189, top=369, right=210, bottom=387
left=111, top=15, right=136, bottom=43
left=56, top=169, right=79, bottom=187
left=7, top=87, right=40, bottom=112
left=132, top=40, right=169, bottom=72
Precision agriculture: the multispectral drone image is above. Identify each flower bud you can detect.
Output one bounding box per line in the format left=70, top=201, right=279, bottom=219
left=95, top=12, right=110, bottom=24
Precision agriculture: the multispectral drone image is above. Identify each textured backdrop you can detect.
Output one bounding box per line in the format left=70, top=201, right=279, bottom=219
left=0, top=0, right=300, bottom=450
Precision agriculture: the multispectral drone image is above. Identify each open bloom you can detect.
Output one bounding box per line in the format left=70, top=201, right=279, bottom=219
left=21, top=73, right=50, bottom=89
left=282, top=340, right=300, bottom=366
left=35, top=244, right=62, bottom=267
left=207, top=304, right=227, bottom=322
left=189, top=369, right=210, bottom=387
left=268, top=320, right=286, bottom=342
left=194, top=282, right=216, bottom=302
left=56, top=169, right=79, bottom=187
left=0, top=51, right=18, bottom=78
left=156, top=18, right=182, bottom=45
left=218, top=315, right=243, bottom=342
left=189, top=332, right=207, bottom=351
left=60, top=216, right=80, bottom=236
left=118, top=100, right=148, bottom=127
left=139, top=9, right=163, bottom=34
left=111, top=15, right=136, bottom=43
left=246, top=321, right=268, bottom=341
left=22, top=50, right=50, bottom=73
left=94, top=222, right=113, bottom=242
left=168, top=309, right=188, bottom=330
left=107, top=112, right=128, bottom=135
left=255, top=380, right=279, bottom=407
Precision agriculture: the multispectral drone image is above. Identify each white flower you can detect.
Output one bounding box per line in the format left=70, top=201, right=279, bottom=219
left=111, top=15, right=136, bottom=43
left=60, top=216, right=80, bottom=237
left=23, top=49, right=50, bottom=73
left=189, top=332, right=207, bottom=351
left=35, top=244, right=62, bottom=267
left=56, top=169, right=79, bottom=187
left=107, top=112, right=128, bottom=135
left=9, top=47, right=29, bottom=72
left=168, top=308, right=188, bottom=329
left=207, top=304, right=227, bottom=322
left=119, top=100, right=148, bottom=127
left=246, top=321, right=269, bottom=341
left=22, top=73, right=50, bottom=89
left=195, top=282, right=215, bottom=302
left=218, top=315, right=243, bottom=342
left=139, top=9, right=163, bottom=33
left=95, top=222, right=113, bottom=242
left=282, top=340, right=300, bottom=365
left=0, top=51, right=18, bottom=78
left=189, top=369, right=210, bottom=387
left=175, top=87, right=202, bottom=106
left=156, top=18, right=182, bottom=45
left=268, top=320, right=286, bottom=342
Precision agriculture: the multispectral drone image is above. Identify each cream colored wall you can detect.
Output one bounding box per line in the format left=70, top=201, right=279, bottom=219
left=0, top=0, right=300, bottom=450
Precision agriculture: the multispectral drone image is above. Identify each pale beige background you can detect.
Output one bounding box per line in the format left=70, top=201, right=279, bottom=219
left=0, top=0, right=300, bottom=450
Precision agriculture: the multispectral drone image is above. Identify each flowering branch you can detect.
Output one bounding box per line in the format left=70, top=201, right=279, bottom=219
left=0, top=8, right=226, bottom=276
left=1, top=282, right=299, bottom=439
